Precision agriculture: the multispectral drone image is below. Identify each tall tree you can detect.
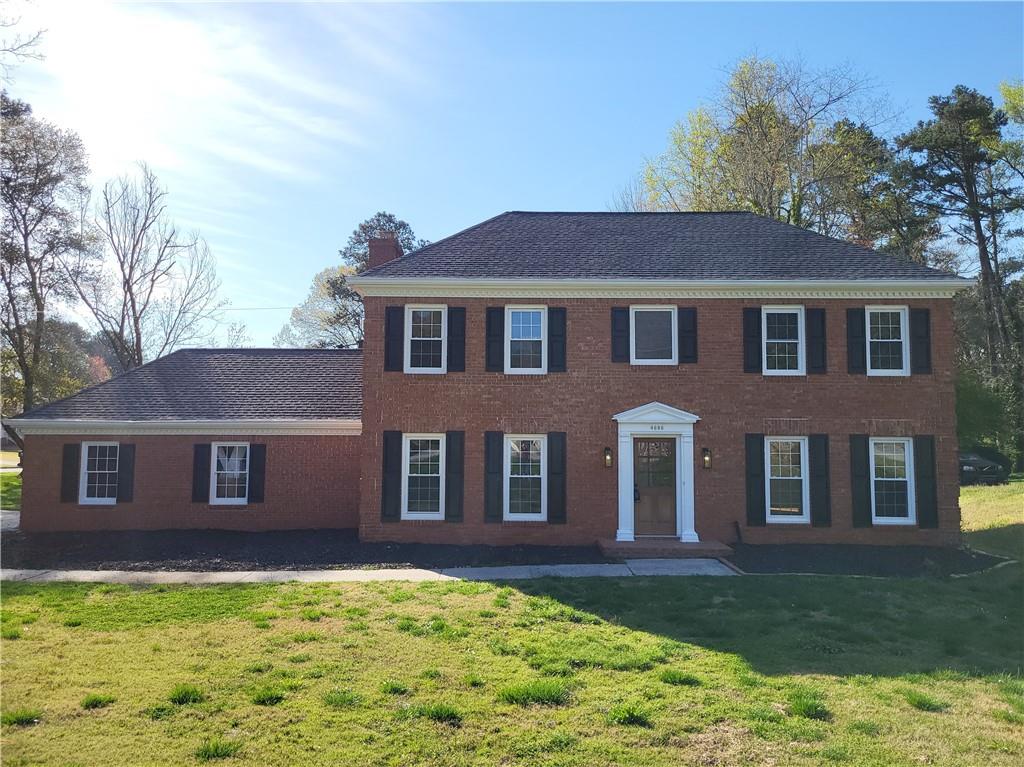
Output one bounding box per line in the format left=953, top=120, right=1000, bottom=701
left=64, top=163, right=225, bottom=373
left=1, top=93, right=93, bottom=413
left=898, top=85, right=1021, bottom=374
left=276, top=212, right=427, bottom=347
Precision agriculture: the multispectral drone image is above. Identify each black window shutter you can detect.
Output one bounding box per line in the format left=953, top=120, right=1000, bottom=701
left=445, top=431, right=464, bottom=522
left=847, top=308, right=867, bottom=374
left=910, top=308, right=932, bottom=374
left=611, top=307, right=630, bottom=362
left=914, top=435, right=938, bottom=528
left=808, top=435, right=831, bottom=527
left=447, top=307, right=466, bottom=372
left=849, top=435, right=872, bottom=527
left=116, top=444, right=135, bottom=503
left=807, top=308, right=827, bottom=374
left=745, top=434, right=766, bottom=526
left=547, top=432, right=567, bottom=524
left=191, top=443, right=211, bottom=503
left=678, top=308, right=698, bottom=364
left=384, top=306, right=404, bottom=372
left=248, top=444, right=266, bottom=503
left=742, top=308, right=762, bottom=373
left=485, top=308, right=504, bottom=372
left=548, top=308, right=567, bottom=372
left=484, top=431, right=504, bottom=522
left=60, top=443, right=80, bottom=503
left=381, top=431, right=402, bottom=521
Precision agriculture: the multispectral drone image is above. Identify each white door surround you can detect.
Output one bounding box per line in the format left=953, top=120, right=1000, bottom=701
left=613, top=402, right=700, bottom=543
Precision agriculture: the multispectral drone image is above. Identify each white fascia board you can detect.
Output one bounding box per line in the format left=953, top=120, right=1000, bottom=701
left=3, top=419, right=362, bottom=437
left=347, top=276, right=972, bottom=300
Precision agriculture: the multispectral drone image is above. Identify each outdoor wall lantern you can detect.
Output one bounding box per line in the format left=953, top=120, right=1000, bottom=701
left=603, top=447, right=614, bottom=468
left=702, top=448, right=713, bottom=470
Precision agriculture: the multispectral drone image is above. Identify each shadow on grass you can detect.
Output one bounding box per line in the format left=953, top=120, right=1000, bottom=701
left=964, top=523, right=1024, bottom=562
left=509, top=558, right=1023, bottom=678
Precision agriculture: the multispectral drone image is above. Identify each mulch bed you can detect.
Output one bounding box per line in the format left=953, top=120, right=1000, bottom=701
left=727, top=543, right=1009, bottom=577
left=0, top=528, right=608, bottom=571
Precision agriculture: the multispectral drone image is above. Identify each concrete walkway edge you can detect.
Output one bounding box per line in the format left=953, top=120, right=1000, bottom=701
left=1, top=558, right=735, bottom=584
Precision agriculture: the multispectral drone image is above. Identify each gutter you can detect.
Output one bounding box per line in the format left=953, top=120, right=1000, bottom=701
left=2, top=418, right=363, bottom=437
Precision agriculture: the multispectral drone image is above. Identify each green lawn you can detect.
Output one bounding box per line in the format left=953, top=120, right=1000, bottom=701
left=0, top=485, right=1021, bottom=766
left=0, top=471, right=21, bottom=512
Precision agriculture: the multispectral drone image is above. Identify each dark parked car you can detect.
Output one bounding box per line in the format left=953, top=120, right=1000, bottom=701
left=959, top=452, right=1009, bottom=485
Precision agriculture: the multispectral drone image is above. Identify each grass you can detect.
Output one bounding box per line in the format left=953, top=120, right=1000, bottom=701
left=0, top=483, right=1020, bottom=765
left=80, top=693, right=116, bottom=710
left=1, top=470, right=21, bottom=511
left=960, top=475, right=1023, bottom=560
left=903, top=689, right=948, bottom=712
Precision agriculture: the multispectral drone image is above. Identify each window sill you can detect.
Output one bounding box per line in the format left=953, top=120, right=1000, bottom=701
left=766, top=518, right=810, bottom=525
left=871, top=518, right=917, bottom=526
left=866, top=371, right=910, bottom=378
left=402, top=369, right=447, bottom=376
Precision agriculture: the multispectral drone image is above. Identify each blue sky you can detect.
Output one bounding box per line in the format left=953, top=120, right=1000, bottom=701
left=15, top=1, right=1024, bottom=345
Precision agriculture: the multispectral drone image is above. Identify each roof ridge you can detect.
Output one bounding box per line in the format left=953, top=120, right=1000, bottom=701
left=504, top=210, right=753, bottom=216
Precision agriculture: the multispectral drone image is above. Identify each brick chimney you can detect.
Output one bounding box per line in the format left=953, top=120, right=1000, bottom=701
left=367, top=231, right=403, bottom=270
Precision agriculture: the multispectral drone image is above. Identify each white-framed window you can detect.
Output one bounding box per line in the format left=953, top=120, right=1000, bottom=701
left=764, top=437, right=810, bottom=524
left=210, top=442, right=250, bottom=505
left=866, top=306, right=909, bottom=376
left=762, top=306, right=805, bottom=375
left=630, top=306, right=677, bottom=365
left=401, top=434, right=446, bottom=520
left=404, top=305, right=447, bottom=374
left=504, top=434, right=546, bottom=521
left=869, top=437, right=916, bottom=525
left=505, top=306, right=547, bottom=374
left=78, top=441, right=119, bottom=505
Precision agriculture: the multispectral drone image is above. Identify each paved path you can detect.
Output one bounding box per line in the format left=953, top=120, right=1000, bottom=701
left=1, top=558, right=735, bottom=584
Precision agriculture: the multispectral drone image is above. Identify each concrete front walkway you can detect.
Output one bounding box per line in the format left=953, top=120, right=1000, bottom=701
left=1, top=558, right=736, bottom=584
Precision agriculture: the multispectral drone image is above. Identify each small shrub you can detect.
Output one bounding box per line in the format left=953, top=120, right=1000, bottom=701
left=195, top=737, right=241, bottom=761
left=788, top=688, right=832, bottom=721
left=381, top=680, right=408, bottom=695
left=848, top=719, right=882, bottom=736
left=402, top=702, right=462, bottom=726
left=607, top=702, right=653, bottom=727
left=169, top=683, right=204, bottom=705
left=323, top=688, right=361, bottom=708
left=904, top=689, right=947, bottom=712
left=81, top=693, right=116, bottom=710
left=464, top=674, right=485, bottom=688
left=251, top=686, right=285, bottom=706
left=1, top=708, right=41, bottom=726
left=660, top=669, right=700, bottom=686
left=498, top=680, right=571, bottom=706
left=145, top=704, right=174, bottom=720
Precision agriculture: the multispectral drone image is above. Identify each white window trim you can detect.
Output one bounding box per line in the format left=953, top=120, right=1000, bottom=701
left=629, top=305, right=678, bottom=365
left=763, top=436, right=810, bottom=524
left=865, top=305, right=910, bottom=377
left=400, top=433, right=446, bottom=521
left=761, top=305, right=806, bottom=376
left=869, top=437, right=916, bottom=525
left=78, top=441, right=119, bottom=505
left=504, top=305, right=548, bottom=375
left=503, top=434, right=547, bottom=522
left=404, top=305, right=448, bottom=374
left=209, top=441, right=250, bottom=506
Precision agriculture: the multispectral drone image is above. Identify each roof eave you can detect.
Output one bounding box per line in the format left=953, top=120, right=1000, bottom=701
left=3, top=418, right=362, bottom=437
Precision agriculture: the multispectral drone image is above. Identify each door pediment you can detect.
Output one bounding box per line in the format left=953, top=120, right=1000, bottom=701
left=613, top=401, right=700, bottom=425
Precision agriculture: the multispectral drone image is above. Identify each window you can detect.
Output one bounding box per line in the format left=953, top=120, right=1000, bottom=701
left=210, top=442, right=249, bottom=505
left=762, top=306, right=805, bottom=375
left=630, top=306, right=677, bottom=365
left=504, top=435, right=546, bottom=521
left=866, top=306, right=909, bottom=376
left=401, top=434, right=445, bottom=520
left=404, top=305, right=447, bottom=373
left=870, top=438, right=916, bottom=525
left=764, top=437, right=810, bottom=523
left=79, top=441, right=119, bottom=505
left=505, top=306, right=547, bottom=374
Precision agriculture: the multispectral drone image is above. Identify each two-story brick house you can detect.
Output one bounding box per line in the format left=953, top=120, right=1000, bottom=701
left=8, top=212, right=970, bottom=552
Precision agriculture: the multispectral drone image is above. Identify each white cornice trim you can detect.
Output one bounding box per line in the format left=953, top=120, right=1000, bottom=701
left=347, top=277, right=971, bottom=300
left=3, top=418, right=363, bottom=437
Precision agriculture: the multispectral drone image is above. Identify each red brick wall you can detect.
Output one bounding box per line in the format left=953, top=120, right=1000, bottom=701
left=359, top=296, right=960, bottom=547
left=20, top=433, right=361, bottom=532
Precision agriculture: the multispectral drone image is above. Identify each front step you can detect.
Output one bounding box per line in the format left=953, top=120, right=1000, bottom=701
left=598, top=538, right=733, bottom=560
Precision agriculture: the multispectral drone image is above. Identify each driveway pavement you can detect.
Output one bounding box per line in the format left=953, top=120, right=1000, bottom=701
left=0, top=558, right=736, bottom=584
